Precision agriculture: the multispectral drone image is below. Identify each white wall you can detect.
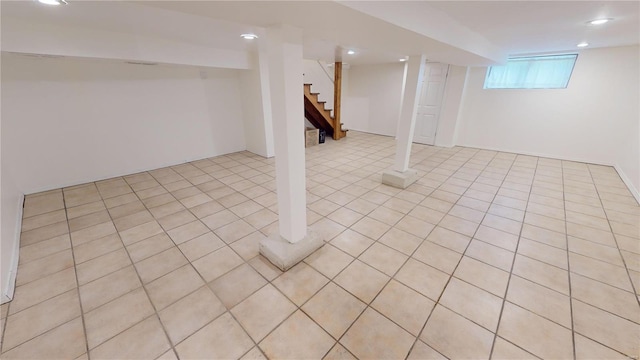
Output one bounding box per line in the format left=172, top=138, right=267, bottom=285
left=343, top=63, right=405, bottom=136
left=2, top=54, right=247, bottom=193
left=457, top=45, right=639, bottom=199
left=240, top=51, right=274, bottom=157
left=1, top=54, right=248, bottom=300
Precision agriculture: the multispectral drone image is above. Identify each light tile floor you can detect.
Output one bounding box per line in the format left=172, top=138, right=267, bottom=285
left=1, top=131, right=639, bottom=359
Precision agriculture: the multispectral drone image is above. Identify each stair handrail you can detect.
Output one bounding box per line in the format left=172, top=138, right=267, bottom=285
left=317, top=60, right=334, bottom=84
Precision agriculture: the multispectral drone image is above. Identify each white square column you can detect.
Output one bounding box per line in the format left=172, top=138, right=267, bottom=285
left=259, top=25, right=323, bottom=270
left=382, top=54, right=427, bottom=189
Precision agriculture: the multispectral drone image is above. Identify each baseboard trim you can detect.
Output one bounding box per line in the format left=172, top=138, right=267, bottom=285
left=2, top=194, right=23, bottom=304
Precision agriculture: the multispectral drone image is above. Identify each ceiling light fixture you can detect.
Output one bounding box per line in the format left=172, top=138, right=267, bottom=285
left=37, top=0, right=67, bottom=5
left=587, top=18, right=612, bottom=25
left=240, top=33, right=258, bottom=40
left=347, top=50, right=356, bottom=55
left=577, top=42, right=589, bottom=48
left=399, top=58, right=407, bottom=62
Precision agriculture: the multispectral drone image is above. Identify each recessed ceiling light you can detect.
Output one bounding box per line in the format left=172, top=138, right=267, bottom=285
left=587, top=18, right=612, bottom=25
left=577, top=42, right=589, bottom=48
left=399, top=58, right=407, bottom=62
left=37, top=0, right=67, bottom=5
left=240, top=34, right=258, bottom=40
left=347, top=50, right=356, bottom=55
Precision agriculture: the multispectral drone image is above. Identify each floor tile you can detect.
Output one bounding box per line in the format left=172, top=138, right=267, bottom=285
left=134, top=247, right=189, bottom=284
left=175, top=312, right=254, bottom=359
left=215, top=220, right=256, bottom=244
left=272, top=263, right=329, bottom=306
left=474, top=225, right=519, bottom=252
left=439, top=278, right=502, bottom=332
left=229, top=231, right=264, bottom=261
left=359, top=242, right=408, bottom=276
left=323, top=343, right=356, bottom=360
left=421, top=305, right=494, bottom=359
left=426, top=226, right=471, bottom=254
left=491, top=337, right=538, bottom=359
left=18, top=234, right=71, bottom=265
left=15, top=249, right=74, bottom=286
left=79, top=265, right=141, bottom=312
left=9, top=267, right=78, bottom=314
left=330, top=229, right=374, bottom=257
left=302, top=282, right=366, bottom=339
left=21, top=221, right=70, bottom=247
left=231, top=284, right=296, bottom=342
left=350, top=217, right=390, bottom=240
left=209, top=263, right=267, bottom=309
left=158, top=286, right=226, bottom=345
left=145, top=264, right=204, bottom=310
left=574, top=334, right=629, bottom=360
left=73, top=233, right=123, bottom=265
left=334, top=260, right=389, bottom=304
left=395, top=216, right=436, bottom=239
left=395, top=258, right=449, bottom=301
left=406, top=341, right=447, bottom=360
left=20, top=209, right=67, bottom=233
left=498, top=302, right=573, bottom=359
left=259, top=310, right=334, bottom=360
left=0, top=318, right=86, bottom=360
left=89, top=316, right=170, bottom=359
left=248, top=256, right=283, bottom=281
left=167, top=220, right=210, bottom=245
left=327, top=207, right=365, bottom=228
left=512, top=254, right=569, bottom=295
left=341, top=308, right=415, bottom=360
left=413, top=241, right=462, bottom=275
left=126, top=233, right=174, bottom=263
left=119, top=221, right=164, bottom=246
left=178, top=232, right=225, bottom=262
left=506, top=275, right=572, bottom=328
left=371, top=280, right=435, bottom=335
left=304, top=244, right=354, bottom=279
left=518, top=237, right=568, bottom=270
left=568, top=236, right=625, bottom=267
left=439, top=215, right=478, bottom=237
left=569, top=252, right=633, bottom=292
left=572, top=299, right=639, bottom=357
left=84, top=287, right=154, bottom=349
left=157, top=210, right=197, bottom=231
left=192, top=246, right=245, bottom=282
left=465, top=239, right=513, bottom=271
left=2, top=289, right=81, bottom=352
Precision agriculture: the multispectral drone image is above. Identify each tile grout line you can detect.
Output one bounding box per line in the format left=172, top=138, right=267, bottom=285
left=403, top=148, right=510, bottom=359
left=98, top=180, right=183, bottom=359
left=61, top=188, right=92, bottom=360
left=586, top=165, right=640, bottom=307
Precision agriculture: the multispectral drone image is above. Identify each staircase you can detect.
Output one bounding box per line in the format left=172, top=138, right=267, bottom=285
left=304, top=83, right=347, bottom=139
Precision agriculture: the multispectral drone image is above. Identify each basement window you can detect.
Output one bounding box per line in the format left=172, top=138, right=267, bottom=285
left=484, top=54, right=578, bottom=89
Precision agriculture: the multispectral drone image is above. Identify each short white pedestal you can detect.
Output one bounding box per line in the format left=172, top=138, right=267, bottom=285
left=382, top=168, right=419, bottom=189
left=259, top=229, right=324, bottom=271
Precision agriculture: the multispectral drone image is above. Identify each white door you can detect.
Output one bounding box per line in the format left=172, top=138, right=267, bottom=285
left=413, top=62, right=449, bottom=145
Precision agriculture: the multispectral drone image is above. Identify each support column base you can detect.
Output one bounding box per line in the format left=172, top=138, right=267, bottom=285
left=382, top=168, right=419, bottom=189
left=259, top=229, right=324, bottom=271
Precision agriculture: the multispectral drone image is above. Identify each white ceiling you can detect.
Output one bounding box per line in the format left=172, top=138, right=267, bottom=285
left=2, top=1, right=639, bottom=66
left=426, top=1, right=640, bottom=56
